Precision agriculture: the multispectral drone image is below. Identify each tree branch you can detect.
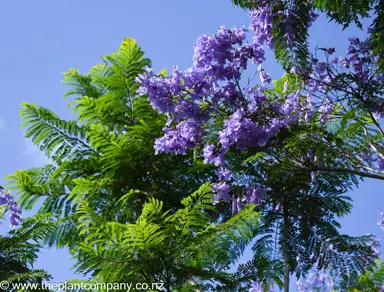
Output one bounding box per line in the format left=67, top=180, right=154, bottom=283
left=314, top=165, right=384, bottom=180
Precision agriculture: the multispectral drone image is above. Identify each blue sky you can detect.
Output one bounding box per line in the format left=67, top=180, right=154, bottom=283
left=0, top=0, right=383, bottom=289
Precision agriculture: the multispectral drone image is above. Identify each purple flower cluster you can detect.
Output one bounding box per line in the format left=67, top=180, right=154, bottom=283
left=218, top=108, right=288, bottom=152
left=211, top=182, right=268, bottom=215
left=212, top=182, right=230, bottom=203
left=279, top=90, right=314, bottom=123
left=249, top=5, right=274, bottom=49
left=299, top=36, right=384, bottom=177
left=297, top=240, right=381, bottom=291
left=249, top=5, right=318, bottom=49
left=358, top=152, right=384, bottom=174
left=233, top=186, right=269, bottom=215
left=306, top=37, right=384, bottom=120
left=318, top=103, right=333, bottom=124
left=193, top=26, right=263, bottom=77
left=296, top=270, right=337, bottom=292
left=0, top=185, right=22, bottom=227
left=244, top=185, right=269, bottom=205
left=136, top=11, right=328, bottom=213
left=154, top=119, right=203, bottom=154
left=249, top=281, right=274, bottom=292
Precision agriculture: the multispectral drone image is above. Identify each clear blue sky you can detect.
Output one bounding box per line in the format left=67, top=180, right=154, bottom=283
left=0, top=0, right=382, bottom=289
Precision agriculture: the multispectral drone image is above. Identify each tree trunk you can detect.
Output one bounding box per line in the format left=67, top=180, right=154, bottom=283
left=282, top=205, right=290, bottom=292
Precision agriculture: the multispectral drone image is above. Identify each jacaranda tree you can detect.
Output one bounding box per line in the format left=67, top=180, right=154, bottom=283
left=136, top=6, right=384, bottom=291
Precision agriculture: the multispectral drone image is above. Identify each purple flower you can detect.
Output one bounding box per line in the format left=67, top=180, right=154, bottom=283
left=249, top=281, right=263, bottom=292
left=378, top=210, right=384, bottom=231
left=203, top=144, right=215, bottom=164
left=251, top=44, right=266, bottom=64
left=219, top=108, right=247, bottom=150
left=378, top=156, right=384, bottom=170
left=296, top=270, right=336, bottom=291
left=331, top=57, right=339, bottom=63
left=212, top=182, right=230, bottom=203
left=217, top=167, right=232, bottom=180
left=347, top=46, right=356, bottom=55
left=348, top=37, right=360, bottom=45
left=9, top=203, right=22, bottom=227
left=244, top=186, right=268, bottom=204
left=257, top=65, right=272, bottom=85
left=246, top=88, right=267, bottom=112
left=311, top=171, right=317, bottom=183
left=0, top=196, right=7, bottom=205
left=290, top=67, right=299, bottom=74
left=360, top=151, right=373, bottom=163
left=249, top=6, right=274, bottom=49
left=137, top=71, right=176, bottom=113
left=319, top=103, right=332, bottom=124
left=280, top=91, right=301, bottom=115
left=0, top=186, right=22, bottom=227
left=193, top=26, right=250, bottom=81
left=249, top=6, right=317, bottom=51
left=249, top=281, right=274, bottom=292
left=308, top=10, right=319, bottom=24
left=231, top=199, right=238, bottom=216
left=212, top=151, right=226, bottom=166
left=326, top=48, right=335, bottom=55
left=154, top=119, right=202, bottom=154
left=316, top=62, right=327, bottom=74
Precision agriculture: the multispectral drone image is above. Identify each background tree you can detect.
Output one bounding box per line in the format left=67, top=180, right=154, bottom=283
left=0, top=186, right=52, bottom=291
left=6, top=38, right=214, bottom=254
left=71, top=183, right=261, bottom=291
